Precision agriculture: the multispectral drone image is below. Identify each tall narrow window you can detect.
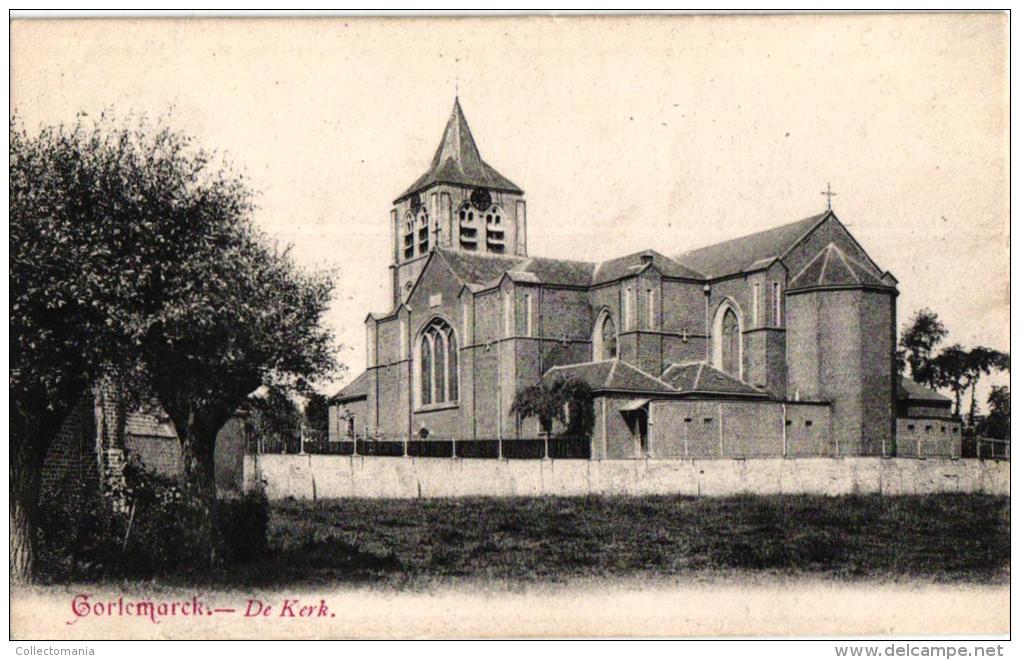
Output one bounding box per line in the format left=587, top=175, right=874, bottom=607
left=647, top=288, right=656, bottom=330
left=366, top=325, right=375, bottom=367
left=752, top=283, right=760, bottom=327
left=417, top=207, right=430, bottom=255
left=434, top=331, right=446, bottom=405
left=448, top=334, right=459, bottom=401
left=525, top=293, right=533, bottom=336
left=593, top=310, right=618, bottom=361
left=721, top=308, right=740, bottom=376
left=461, top=300, right=470, bottom=341
left=772, top=282, right=781, bottom=326
left=417, top=318, right=459, bottom=407
left=503, top=290, right=513, bottom=337
left=403, top=213, right=415, bottom=260
left=399, top=318, right=408, bottom=359
left=420, top=333, right=433, bottom=405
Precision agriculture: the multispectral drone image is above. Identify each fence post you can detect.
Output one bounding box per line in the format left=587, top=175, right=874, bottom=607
left=452, top=436, right=457, bottom=459
left=498, top=437, right=503, bottom=460
left=544, top=434, right=549, bottom=460
left=403, top=434, right=408, bottom=457
left=916, top=436, right=922, bottom=459
left=299, top=426, right=305, bottom=455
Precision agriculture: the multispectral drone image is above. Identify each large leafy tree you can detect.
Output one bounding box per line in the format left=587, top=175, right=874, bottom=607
left=980, top=385, right=1010, bottom=440
left=10, top=114, right=336, bottom=580
left=899, top=308, right=948, bottom=389
left=962, top=347, right=1010, bottom=426
left=931, top=344, right=969, bottom=417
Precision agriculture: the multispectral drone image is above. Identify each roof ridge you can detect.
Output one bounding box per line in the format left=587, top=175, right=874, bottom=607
left=544, top=358, right=616, bottom=376
left=818, top=243, right=833, bottom=283
left=831, top=244, right=861, bottom=284
left=615, top=359, right=677, bottom=390
left=694, top=362, right=705, bottom=390
left=788, top=241, right=832, bottom=284
left=777, top=210, right=832, bottom=262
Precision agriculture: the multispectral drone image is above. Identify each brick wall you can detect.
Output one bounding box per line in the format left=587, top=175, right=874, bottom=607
left=40, top=394, right=97, bottom=496
left=123, top=436, right=181, bottom=478
left=649, top=399, right=786, bottom=458
left=786, top=288, right=896, bottom=456
left=896, top=417, right=961, bottom=458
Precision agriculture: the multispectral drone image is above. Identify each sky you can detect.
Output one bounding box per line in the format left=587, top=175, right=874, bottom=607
left=10, top=14, right=1010, bottom=404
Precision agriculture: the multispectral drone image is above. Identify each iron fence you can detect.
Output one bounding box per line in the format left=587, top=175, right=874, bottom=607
left=976, top=437, right=1010, bottom=460
left=355, top=439, right=406, bottom=457
left=302, top=438, right=355, bottom=455
left=248, top=434, right=593, bottom=459
left=454, top=440, right=500, bottom=459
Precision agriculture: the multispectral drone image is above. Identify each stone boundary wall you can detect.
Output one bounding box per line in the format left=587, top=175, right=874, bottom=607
left=245, top=455, right=1009, bottom=500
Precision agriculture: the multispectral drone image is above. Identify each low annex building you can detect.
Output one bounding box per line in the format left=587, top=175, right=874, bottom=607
left=330, top=98, right=943, bottom=458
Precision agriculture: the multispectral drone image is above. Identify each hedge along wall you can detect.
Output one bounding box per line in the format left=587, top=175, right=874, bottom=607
left=245, top=455, right=1009, bottom=501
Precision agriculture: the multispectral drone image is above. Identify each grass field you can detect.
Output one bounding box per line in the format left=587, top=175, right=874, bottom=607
left=198, top=493, right=1009, bottom=588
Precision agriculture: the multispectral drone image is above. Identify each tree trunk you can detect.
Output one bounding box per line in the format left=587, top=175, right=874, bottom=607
left=968, top=377, right=980, bottom=427
left=175, top=402, right=221, bottom=568
left=10, top=477, right=37, bottom=585
left=10, top=401, right=66, bottom=584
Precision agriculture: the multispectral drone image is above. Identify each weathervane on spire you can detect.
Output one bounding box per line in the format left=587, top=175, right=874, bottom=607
left=821, top=182, right=838, bottom=211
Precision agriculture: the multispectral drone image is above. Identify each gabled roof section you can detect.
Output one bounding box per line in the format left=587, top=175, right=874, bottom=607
left=788, top=242, right=893, bottom=292
left=543, top=359, right=675, bottom=394
left=897, top=376, right=952, bottom=404
left=660, top=361, right=768, bottom=397
left=438, top=249, right=528, bottom=288
left=592, top=250, right=704, bottom=284
left=674, top=212, right=829, bottom=280
left=438, top=247, right=704, bottom=290
left=332, top=370, right=370, bottom=403
left=396, top=98, right=523, bottom=202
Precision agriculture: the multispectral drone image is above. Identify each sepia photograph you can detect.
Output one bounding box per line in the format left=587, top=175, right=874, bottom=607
left=7, top=10, right=1011, bottom=646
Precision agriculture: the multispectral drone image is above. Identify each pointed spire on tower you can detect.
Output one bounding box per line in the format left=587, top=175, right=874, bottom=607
left=396, top=98, right=522, bottom=202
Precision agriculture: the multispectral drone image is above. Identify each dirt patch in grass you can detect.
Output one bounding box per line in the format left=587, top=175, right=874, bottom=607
left=180, top=492, right=1009, bottom=589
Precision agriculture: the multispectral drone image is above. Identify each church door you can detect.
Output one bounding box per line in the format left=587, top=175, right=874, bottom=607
left=721, top=308, right=740, bottom=377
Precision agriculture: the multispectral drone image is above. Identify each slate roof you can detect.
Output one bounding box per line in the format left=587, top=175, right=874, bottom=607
left=438, top=249, right=528, bottom=287
left=332, top=370, right=370, bottom=402
left=543, top=359, right=675, bottom=394
left=396, top=98, right=522, bottom=202
left=124, top=412, right=177, bottom=439
left=592, top=250, right=703, bottom=284
left=437, top=248, right=698, bottom=290
left=788, top=242, right=892, bottom=291
left=660, top=362, right=768, bottom=397
left=897, top=376, right=952, bottom=404
left=674, top=212, right=828, bottom=280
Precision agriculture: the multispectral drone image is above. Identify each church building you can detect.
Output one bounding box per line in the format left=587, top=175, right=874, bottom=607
left=330, top=99, right=952, bottom=458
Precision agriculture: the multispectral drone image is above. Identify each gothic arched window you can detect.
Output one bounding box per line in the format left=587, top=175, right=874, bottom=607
left=721, top=308, right=740, bottom=376
left=417, top=207, right=431, bottom=254
left=592, top=309, right=618, bottom=361
left=711, top=301, right=743, bottom=379
left=458, top=202, right=478, bottom=250
left=485, top=205, right=506, bottom=253
left=403, top=212, right=415, bottom=259
left=418, top=318, right=459, bottom=407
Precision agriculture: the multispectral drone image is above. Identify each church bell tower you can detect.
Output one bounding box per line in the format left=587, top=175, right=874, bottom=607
left=389, top=98, right=527, bottom=307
